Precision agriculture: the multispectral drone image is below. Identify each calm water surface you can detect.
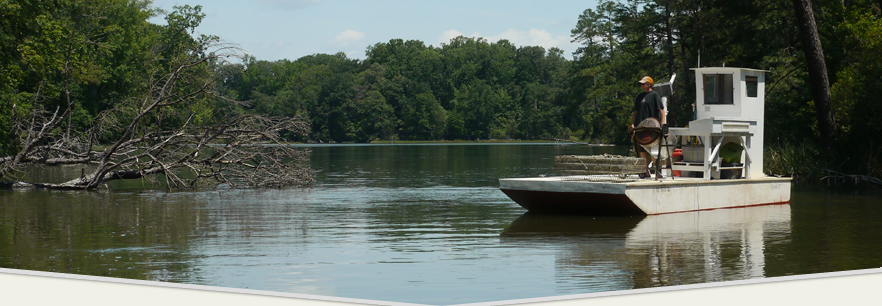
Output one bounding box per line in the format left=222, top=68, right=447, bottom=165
left=2, top=144, right=882, bottom=305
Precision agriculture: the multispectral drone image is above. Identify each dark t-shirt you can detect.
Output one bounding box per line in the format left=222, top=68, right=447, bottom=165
left=633, top=90, right=663, bottom=125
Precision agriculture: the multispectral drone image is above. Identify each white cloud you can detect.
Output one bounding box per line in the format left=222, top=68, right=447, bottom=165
left=437, top=28, right=575, bottom=54
left=437, top=30, right=464, bottom=45
left=489, top=28, right=569, bottom=51
left=330, top=30, right=366, bottom=47
left=344, top=50, right=364, bottom=60
left=254, top=0, right=322, bottom=10
left=437, top=30, right=484, bottom=46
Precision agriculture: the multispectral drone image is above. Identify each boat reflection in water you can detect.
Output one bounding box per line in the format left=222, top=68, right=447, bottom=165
left=501, top=204, right=791, bottom=289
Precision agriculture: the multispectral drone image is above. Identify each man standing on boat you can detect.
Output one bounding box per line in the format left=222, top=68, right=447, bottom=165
left=630, top=76, right=666, bottom=177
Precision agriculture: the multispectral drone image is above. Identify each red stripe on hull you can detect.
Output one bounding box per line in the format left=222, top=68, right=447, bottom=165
left=648, top=201, right=791, bottom=216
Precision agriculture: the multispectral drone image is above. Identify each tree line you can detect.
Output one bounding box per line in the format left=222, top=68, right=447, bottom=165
left=2, top=0, right=882, bottom=186
left=218, top=38, right=573, bottom=143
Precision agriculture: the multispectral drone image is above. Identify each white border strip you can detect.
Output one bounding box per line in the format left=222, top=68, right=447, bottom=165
left=0, top=268, right=430, bottom=306
left=453, top=267, right=882, bottom=306
left=2, top=267, right=881, bottom=306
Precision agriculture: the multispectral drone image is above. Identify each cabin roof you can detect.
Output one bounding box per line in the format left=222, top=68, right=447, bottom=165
left=689, top=67, right=769, bottom=73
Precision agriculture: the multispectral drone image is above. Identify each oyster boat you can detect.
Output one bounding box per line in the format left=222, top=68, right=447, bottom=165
left=499, top=67, right=791, bottom=215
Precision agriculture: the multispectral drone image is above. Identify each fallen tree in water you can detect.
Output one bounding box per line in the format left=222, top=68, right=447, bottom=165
left=1, top=113, right=314, bottom=190
left=817, top=169, right=882, bottom=187
left=1, top=33, right=313, bottom=190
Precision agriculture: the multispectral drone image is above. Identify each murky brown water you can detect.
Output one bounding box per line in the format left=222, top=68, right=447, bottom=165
left=2, top=144, right=881, bottom=305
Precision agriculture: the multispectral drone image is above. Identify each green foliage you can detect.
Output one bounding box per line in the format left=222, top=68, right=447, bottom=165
left=0, top=1, right=236, bottom=159
left=219, top=36, right=572, bottom=143
left=830, top=10, right=882, bottom=177
left=563, top=0, right=882, bottom=178
left=1, top=0, right=160, bottom=153
left=341, top=89, right=395, bottom=142
left=764, top=142, right=823, bottom=179
left=4, top=0, right=882, bottom=179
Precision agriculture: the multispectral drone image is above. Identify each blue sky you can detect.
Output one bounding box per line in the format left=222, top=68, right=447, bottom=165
left=148, top=0, right=600, bottom=61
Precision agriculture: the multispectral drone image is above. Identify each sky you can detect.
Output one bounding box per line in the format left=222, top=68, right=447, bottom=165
left=148, top=0, right=600, bottom=61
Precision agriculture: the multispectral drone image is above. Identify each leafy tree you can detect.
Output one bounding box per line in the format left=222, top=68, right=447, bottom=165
left=1, top=2, right=313, bottom=189
left=399, top=91, right=446, bottom=140
left=341, top=89, right=395, bottom=142
left=0, top=0, right=161, bottom=151
left=831, top=10, right=882, bottom=176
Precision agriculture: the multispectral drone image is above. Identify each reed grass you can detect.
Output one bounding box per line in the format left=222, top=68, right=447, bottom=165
left=765, top=142, right=882, bottom=187
left=764, top=143, right=824, bottom=182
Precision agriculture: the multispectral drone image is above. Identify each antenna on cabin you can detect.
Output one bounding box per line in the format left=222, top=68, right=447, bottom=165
left=697, top=50, right=701, bottom=68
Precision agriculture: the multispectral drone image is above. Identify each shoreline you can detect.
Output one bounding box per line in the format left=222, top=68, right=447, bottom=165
left=298, top=139, right=615, bottom=146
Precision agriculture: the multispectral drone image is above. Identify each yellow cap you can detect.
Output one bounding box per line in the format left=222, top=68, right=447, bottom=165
left=638, top=76, right=654, bottom=85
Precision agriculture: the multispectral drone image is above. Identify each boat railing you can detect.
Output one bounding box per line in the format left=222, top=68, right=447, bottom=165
left=669, top=118, right=755, bottom=180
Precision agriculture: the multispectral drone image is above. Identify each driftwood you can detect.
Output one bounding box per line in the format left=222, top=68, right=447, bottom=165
left=817, top=168, right=882, bottom=186
left=554, top=154, right=645, bottom=176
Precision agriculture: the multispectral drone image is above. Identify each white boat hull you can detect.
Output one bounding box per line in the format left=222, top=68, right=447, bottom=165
left=499, top=176, right=791, bottom=215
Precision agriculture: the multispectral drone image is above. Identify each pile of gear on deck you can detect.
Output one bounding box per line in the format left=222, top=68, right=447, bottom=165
left=554, top=117, right=671, bottom=182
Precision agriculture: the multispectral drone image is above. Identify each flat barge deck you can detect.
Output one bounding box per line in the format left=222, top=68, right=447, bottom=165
left=499, top=175, right=791, bottom=215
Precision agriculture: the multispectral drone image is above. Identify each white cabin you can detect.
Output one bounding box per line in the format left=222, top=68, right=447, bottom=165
left=669, top=67, right=768, bottom=179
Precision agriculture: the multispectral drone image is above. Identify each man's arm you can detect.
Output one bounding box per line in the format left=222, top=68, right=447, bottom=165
left=631, top=111, right=637, bottom=130
left=659, top=108, right=665, bottom=125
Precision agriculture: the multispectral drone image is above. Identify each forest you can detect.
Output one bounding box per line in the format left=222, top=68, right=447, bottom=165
left=2, top=0, right=882, bottom=186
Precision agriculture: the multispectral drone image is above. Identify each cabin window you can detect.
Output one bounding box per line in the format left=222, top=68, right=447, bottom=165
left=703, top=74, right=734, bottom=105
left=745, top=76, right=759, bottom=98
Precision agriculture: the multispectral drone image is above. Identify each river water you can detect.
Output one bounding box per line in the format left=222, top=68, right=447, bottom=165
left=1, top=144, right=882, bottom=305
